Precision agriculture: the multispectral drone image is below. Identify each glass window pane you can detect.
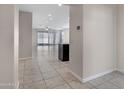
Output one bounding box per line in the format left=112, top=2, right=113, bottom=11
left=43, top=33, right=48, bottom=44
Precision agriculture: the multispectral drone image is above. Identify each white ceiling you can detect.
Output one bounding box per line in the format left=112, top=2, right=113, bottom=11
left=18, top=4, right=69, bottom=30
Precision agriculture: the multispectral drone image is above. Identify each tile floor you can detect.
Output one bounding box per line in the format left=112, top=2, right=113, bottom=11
left=19, top=45, right=124, bottom=89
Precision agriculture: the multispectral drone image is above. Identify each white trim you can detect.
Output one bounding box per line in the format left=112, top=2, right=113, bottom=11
left=82, top=69, right=116, bottom=83
left=69, top=69, right=82, bottom=82
left=19, top=57, right=32, bottom=61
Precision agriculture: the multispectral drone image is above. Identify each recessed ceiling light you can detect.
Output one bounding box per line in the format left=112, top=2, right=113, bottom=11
left=58, top=4, right=62, bottom=6
left=48, top=14, right=52, bottom=17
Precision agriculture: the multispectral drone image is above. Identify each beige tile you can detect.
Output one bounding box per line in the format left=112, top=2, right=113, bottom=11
left=96, top=82, right=119, bottom=89
left=109, top=71, right=124, bottom=79
left=63, top=62, right=70, bottom=68
left=19, top=63, right=24, bottom=67
left=32, top=75, right=44, bottom=82
left=100, top=73, right=116, bottom=81
left=110, top=78, right=124, bottom=88
left=23, top=72, right=33, bottom=76
left=31, top=69, right=41, bottom=74
left=41, top=68, right=55, bottom=73
left=60, top=72, right=80, bottom=83
left=19, top=60, right=26, bottom=63
left=88, top=77, right=105, bottom=87
left=19, top=71, right=23, bottom=78
left=54, top=84, right=71, bottom=89
left=56, top=67, right=70, bottom=74
left=69, top=81, right=94, bottom=89
left=23, top=76, right=33, bottom=83
left=45, top=76, right=66, bottom=88
left=42, top=71, right=59, bottom=80
left=51, top=62, right=65, bottom=69
left=23, top=80, right=47, bottom=89
left=24, top=68, right=33, bottom=72
left=24, top=74, right=43, bottom=83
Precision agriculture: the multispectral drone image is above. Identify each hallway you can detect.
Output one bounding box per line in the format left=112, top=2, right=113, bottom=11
left=19, top=45, right=93, bottom=89
left=19, top=45, right=124, bottom=89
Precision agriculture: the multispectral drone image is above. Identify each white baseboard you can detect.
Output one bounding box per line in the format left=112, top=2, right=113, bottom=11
left=69, top=68, right=117, bottom=83
left=19, top=57, right=32, bottom=61
left=69, top=69, right=82, bottom=82
left=82, top=69, right=116, bottom=83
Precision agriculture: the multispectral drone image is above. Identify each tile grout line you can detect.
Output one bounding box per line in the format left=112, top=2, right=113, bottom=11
left=22, top=58, right=47, bottom=89
left=108, top=80, right=122, bottom=89
left=20, top=46, right=124, bottom=89
left=45, top=60, right=70, bottom=88
left=87, top=73, right=121, bottom=89
left=35, top=57, right=48, bottom=89
left=52, top=62, right=96, bottom=89
left=50, top=62, right=73, bottom=89
left=41, top=54, right=73, bottom=89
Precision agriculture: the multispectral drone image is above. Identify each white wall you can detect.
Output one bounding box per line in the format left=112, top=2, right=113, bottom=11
left=83, top=5, right=117, bottom=80
left=69, top=5, right=117, bottom=81
left=19, top=11, right=32, bottom=59
left=117, top=5, right=124, bottom=72
left=69, top=5, right=83, bottom=79
left=0, top=5, right=19, bottom=88
left=14, top=5, right=19, bottom=88
left=62, top=28, right=69, bottom=44
left=32, top=30, right=37, bottom=46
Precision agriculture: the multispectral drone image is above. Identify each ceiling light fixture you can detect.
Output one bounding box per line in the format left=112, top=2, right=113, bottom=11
left=48, top=14, right=52, bottom=17
left=58, top=4, right=62, bottom=6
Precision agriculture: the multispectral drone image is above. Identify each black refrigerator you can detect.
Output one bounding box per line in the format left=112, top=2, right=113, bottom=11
left=58, top=44, right=69, bottom=61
